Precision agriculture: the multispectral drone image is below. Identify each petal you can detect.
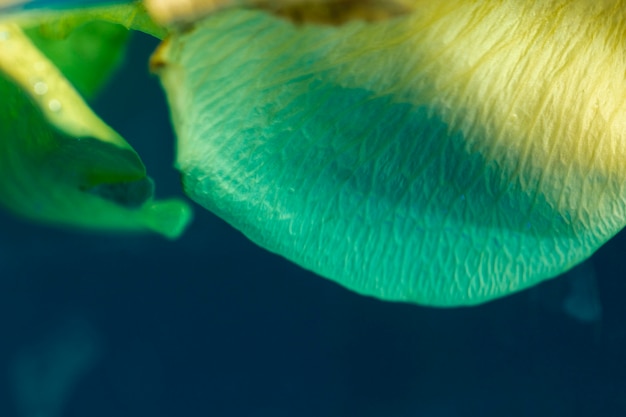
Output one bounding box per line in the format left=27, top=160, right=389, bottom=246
left=24, top=20, right=129, bottom=98
left=0, top=23, right=191, bottom=238
left=145, top=0, right=414, bottom=26
left=3, top=2, right=166, bottom=39
left=157, top=5, right=626, bottom=305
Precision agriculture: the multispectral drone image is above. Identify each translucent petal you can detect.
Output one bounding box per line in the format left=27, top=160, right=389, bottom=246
left=2, top=1, right=166, bottom=39
left=25, top=20, right=129, bottom=98
left=157, top=4, right=626, bottom=305
left=0, top=23, right=191, bottom=238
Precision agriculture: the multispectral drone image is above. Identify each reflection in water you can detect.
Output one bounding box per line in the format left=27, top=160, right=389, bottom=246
left=562, top=260, right=602, bottom=324
left=528, top=259, right=602, bottom=325
left=9, top=319, right=102, bottom=417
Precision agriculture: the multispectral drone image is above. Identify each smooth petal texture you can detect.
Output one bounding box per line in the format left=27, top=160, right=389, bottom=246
left=3, top=2, right=166, bottom=39
left=25, top=20, right=129, bottom=98
left=0, top=23, right=191, bottom=238
left=1, top=1, right=155, bottom=101
left=157, top=2, right=626, bottom=305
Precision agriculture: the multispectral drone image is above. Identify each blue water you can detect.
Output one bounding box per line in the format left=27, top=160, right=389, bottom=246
left=0, top=32, right=624, bottom=417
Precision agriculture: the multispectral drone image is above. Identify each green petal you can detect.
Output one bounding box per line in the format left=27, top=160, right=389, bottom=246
left=8, top=3, right=163, bottom=99
left=157, top=5, right=626, bottom=305
left=0, top=23, right=191, bottom=238
left=5, top=2, right=166, bottom=39
left=24, top=20, right=129, bottom=98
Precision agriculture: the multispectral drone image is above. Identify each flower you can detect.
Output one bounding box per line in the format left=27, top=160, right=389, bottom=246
left=5, top=0, right=625, bottom=306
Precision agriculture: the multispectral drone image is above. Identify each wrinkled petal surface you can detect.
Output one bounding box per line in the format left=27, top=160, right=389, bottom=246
left=157, top=3, right=626, bottom=305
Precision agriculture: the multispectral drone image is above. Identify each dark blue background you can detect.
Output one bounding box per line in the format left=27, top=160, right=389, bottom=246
left=1, top=32, right=626, bottom=417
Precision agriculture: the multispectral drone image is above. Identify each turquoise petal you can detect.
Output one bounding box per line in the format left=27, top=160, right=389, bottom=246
left=157, top=5, right=626, bottom=305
